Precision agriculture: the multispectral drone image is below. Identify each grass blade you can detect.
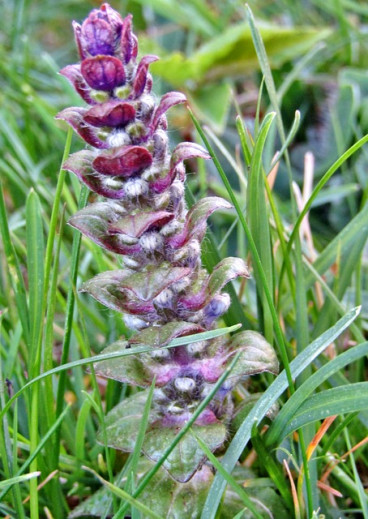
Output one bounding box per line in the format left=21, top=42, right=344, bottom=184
left=201, top=306, right=360, bottom=519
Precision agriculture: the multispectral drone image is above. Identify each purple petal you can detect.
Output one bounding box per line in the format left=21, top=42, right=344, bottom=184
left=93, top=146, right=153, bottom=177
left=132, top=55, right=159, bottom=98
left=81, top=56, right=125, bottom=91
left=56, top=107, right=109, bottom=149
left=63, top=150, right=126, bottom=198
left=84, top=100, right=136, bottom=127
left=109, top=211, right=174, bottom=238
left=100, top=3, right=124, bottom=35
left=59, top=64, right=96, bottom=105
left=150, top=92, right=187, bottom=132
left=81, top=16, right=115, bottom=56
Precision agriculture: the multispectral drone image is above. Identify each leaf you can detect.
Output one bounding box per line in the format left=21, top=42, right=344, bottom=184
left=94, top=340, right=181, bottom=386
left=55, top=107, right=109, bottom=149
left=188, top=83, right=232, bottom=133
left=69, top=202, right=141, bottom=255
left=150, top=91, right=187, bottom=132
left=228, top=331, right=279, bottom=380
left=93, top=146, right=153, bottom=177
left=179, top=257, right=250, bottom=311
left=201, top=307, right=360, bottom=519
left=283, top=383, right=368, bottom=438
left=167, top=196, right=232, bottom=248
left=69, top=459, right=213, bottom=518
left=81, top=265, right=191, bottom=315
left=26, top=190, right=45, bottom=374
left=97, top=390, right=159, bottom=452
left=266, top=341, right=368, bottom=446
left=143, top=422, right=227, bottom=483
left=63, top=150, right=126, bottom=198
left=151, top=23, right=331, bottom=85
left=110, top=210, right=174, bottom=238
left=129, top=321, right=204, bottom=347
left=98, top=392, right=227, bottom=483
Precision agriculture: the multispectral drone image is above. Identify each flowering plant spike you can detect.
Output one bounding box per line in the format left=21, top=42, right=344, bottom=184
left=59, top=2, right=278, bottom=510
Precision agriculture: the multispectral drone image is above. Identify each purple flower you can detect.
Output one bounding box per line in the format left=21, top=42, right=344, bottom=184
left=58, top=3, right=278, bottom=487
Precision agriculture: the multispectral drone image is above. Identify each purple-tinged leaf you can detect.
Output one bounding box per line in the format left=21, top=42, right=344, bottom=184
left=69, top=203, right=141, bottom=255
left=97, top=390, right=159, bottom=451
left=168, top=197, right=232, bottom=248
left=118, top=265, right=190, bottom=301
left=84, top=100, right=136, bottom=127
left=149, top=167, right=178, bottom=194
left=93, top=146, right=152, bottom=177
left=59, top=64, right=96, bottom=105
left=63, top=150, right=126, bottom=198
left=179, top=258, right=250, bottom=311
left=129, top=321, right=204, bottom=348
left=81, top=56, right=125, bottom=91
left=72, top=22, right=86, bottom=60
left=150, top=92, right=187, bottom=132
left=143, top=422, right=227, bottom=483
left=227, top=331, right=279, bottom=379
left=80, top=16, right=115, bottom=57
left=150, top=142, right=210, bottom=194
left=81, top=270, right=157, bottom=316
left=120, top=13, right=134, bottom=63
left=132, top=55, right=159, bottom=98
left=56, top=107, right=109, bottom=149
left=109, top=210, right=174, bottom=238
left=171, top=142, right=210, bottom=169
left=95, top=340, right=181, bottom=387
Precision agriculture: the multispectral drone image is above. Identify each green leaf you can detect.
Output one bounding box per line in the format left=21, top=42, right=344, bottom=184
left=151, top=23, right=331, bottom=85
left=188, top=83, right=232, bottom=133
left=97, top=390, right=160, bottom=452
left=229, top=331, right=279, bottom=379
left=266, top=341, right=368, bottom=445
left=26, top=189, right=45, bottom=374
left=129, top=321, right=204, bottom=347
left=201, top=307, right=360, bottom=519
left=70, top=459, right=214, bottom=519
left=283, top=383, right=368, bottom=437
left=247, top=112, right=275, bottom=342
left=83, top=467, right=162, bottom=519
left=143, top=422, right=227, bottom=483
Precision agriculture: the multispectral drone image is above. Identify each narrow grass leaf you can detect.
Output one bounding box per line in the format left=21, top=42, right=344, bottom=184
left=282, top=383, right=368, bottom=437
left=201, top=307, right=360, bottom=519
left=0, top=324, right=241, bottom=421
left=191, top=428, right=264, bottom=519
left=266, top=342, right=368, bottom=446
left=0, top=472, right=41, bottom=491
left=0, top=179, right=30, bottom=344
left=248, top=112, right=275, bottom=343
left=83, top=467, right=162, bottom=519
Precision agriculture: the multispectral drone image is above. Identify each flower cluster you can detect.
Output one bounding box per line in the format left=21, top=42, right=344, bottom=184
left=59, top=3, right=278, bottom=483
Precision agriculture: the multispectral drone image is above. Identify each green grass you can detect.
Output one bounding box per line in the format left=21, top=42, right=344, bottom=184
left=1, top=1, right=368, bottom=518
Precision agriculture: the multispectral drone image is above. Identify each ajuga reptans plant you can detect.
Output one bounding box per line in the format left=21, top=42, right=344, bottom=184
left=58, top=3, right=278, bottom=513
